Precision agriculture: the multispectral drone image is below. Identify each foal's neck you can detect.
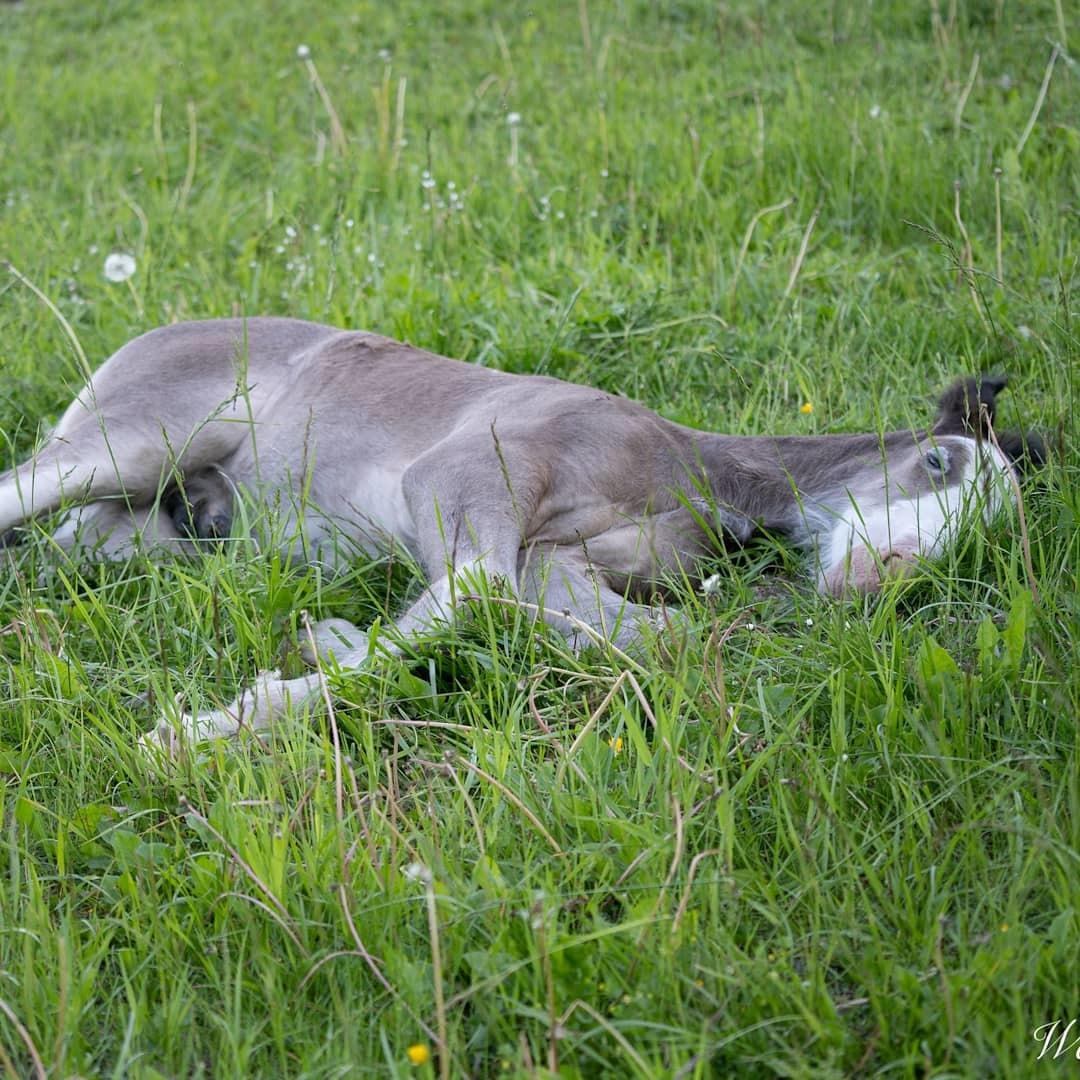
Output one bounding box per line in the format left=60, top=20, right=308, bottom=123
left=690, top=429, right=916, bottom=540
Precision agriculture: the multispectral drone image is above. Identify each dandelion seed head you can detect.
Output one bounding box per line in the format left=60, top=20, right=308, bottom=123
left=506, top=111, right=522, bottom=126
left=296, top=44, right=311, bottom=59
left=869, top=104, right=882, bottom=119
left=103, top=252, right=136, bottom=282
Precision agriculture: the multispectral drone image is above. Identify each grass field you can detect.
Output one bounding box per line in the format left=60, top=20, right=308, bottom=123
left=1, top=0, right=1078, bottom=1075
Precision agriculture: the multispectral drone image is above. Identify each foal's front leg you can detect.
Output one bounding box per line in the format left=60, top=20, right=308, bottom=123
left=141, top=668, right=330, bottom=757
left=144, top=540, right=525, bottom=754
left=140, top=550, right=518, bottom=756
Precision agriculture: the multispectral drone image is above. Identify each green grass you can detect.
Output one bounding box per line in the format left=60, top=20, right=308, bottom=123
left=1, top=0, right=1078, bottom=1075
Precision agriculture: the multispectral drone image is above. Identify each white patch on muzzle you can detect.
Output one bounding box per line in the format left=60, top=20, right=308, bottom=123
left=818, top=436, right=1014, bottom=595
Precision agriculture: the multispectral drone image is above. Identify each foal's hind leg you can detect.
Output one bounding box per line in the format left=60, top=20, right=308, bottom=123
left=49, top=499, right=193, bottom=560
left=0, top=411, right=175, bottom=539
left=0, top=442, right=128, bottom=539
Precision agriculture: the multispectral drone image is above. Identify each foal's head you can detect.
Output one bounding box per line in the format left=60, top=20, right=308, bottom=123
left=816, top=375, right=1044, bottom=595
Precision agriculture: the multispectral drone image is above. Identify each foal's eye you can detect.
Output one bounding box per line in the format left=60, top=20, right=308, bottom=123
left=924, top=448, right=950, bottom=473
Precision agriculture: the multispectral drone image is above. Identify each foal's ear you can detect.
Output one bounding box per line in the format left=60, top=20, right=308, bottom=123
left=995, top=429, right=1048, bottom=476
left=934, top=374, right=1009, bottom=435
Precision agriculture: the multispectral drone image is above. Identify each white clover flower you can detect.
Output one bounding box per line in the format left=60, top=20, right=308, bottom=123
left=700, top=573, right=721, bottom=596
left=402, top=861, right=432, bottom=884
left=296, top=44, right=311, bottom=59
left=506, top=111, right=522, bottom=126
left=103, top=252, right=136, bottom=283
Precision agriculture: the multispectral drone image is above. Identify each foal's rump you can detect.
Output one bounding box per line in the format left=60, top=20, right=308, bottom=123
left=0, top=319, right=341, bottom=535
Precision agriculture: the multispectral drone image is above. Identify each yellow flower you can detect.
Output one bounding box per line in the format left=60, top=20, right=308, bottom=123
left=407, top=1044, right=430, bottom=1066
left=607, top=736, right=624, bottom=755
left=800, top=401, right=814, bottom=414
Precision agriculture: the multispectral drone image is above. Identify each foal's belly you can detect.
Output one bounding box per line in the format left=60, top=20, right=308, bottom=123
left=318, top=463, right=419, bottom=555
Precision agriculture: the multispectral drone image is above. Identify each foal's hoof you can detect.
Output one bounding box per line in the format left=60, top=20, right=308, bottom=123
left=299, top=618, right=367, bottom=666
left=138, top=693, right=242, bottom=765
left=138, top=716, right=188, bottom=766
